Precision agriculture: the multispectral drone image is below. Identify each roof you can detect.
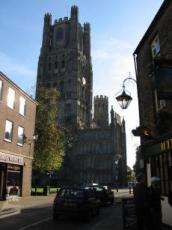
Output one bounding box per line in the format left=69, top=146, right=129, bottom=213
left=0, top=71, right=37, bottom=105
left=134, top=0, right=171, bottom=55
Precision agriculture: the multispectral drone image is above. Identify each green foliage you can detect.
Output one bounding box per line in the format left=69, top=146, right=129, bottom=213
left=33, top=88, right=64, bottom=172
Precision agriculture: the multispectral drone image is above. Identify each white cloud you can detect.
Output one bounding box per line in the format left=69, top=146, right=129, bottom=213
left=92, top=38, right=140, bottom=168
left=0, top=52, right=35, bottom=77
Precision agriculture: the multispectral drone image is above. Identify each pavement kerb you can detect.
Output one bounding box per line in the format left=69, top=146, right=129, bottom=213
left=0, top=194, right=56, bottom=218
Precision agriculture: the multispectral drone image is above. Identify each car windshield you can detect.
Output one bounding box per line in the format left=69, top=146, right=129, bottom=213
left=58, top=188, right=84, bottom=198
left=85, top=186, right=103, bottom=192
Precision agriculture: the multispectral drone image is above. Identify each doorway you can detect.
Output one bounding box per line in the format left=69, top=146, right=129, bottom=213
left=0, top=163, right=6, bottom=200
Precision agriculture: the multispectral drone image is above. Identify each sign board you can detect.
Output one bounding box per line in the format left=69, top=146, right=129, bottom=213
left=122, top=197, right=136, bottom=230
left=0, top=152, right=24, bottom=165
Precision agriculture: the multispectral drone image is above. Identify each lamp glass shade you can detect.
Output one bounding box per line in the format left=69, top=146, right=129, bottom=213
left=116, top=90, right=132, bottom=109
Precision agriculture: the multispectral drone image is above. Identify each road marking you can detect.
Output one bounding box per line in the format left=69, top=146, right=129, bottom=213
left=18, top=217, right=52, bottom=230
left=91, top=220, right=104, bottom=230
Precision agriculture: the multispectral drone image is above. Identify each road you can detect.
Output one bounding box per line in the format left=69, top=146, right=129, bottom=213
left=0, top=202, right=123, bottom=230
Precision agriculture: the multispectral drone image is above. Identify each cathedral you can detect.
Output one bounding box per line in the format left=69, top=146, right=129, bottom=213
left=36, top=6, right=127, bottom=186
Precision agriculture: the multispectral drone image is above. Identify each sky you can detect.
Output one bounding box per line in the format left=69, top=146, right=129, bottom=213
left=0, top=0, right=164, bottom=168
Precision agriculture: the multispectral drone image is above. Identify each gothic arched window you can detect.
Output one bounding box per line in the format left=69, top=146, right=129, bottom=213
left=56, top=28, right=63, bottom=41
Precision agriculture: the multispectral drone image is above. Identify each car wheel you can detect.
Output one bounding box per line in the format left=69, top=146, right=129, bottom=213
left=85, top=211, right=92, bottom=222
left=96, top=207, right=100, bottom=216
left=53, top=213, right=59, bottom=220
left=110, top=198, right=114, bottom=204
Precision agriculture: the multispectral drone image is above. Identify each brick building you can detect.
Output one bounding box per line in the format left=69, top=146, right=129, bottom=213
left=133, top=0, right=172, bottom=226
left=0, top=72, right=37, bottom=200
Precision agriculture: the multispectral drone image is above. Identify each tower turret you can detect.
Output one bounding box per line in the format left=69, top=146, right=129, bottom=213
left=83, top=23, right=91, bottom=60
left=94, top=95, right=109, bottom=128
left=71, top=5, right=79, bottom=21
left=69, top=6, right=79, bottom=48
left=110, top=106, right=115, bottom=126
left=41, top=13, right=52, bottom=52
left=122, top=118, right=126, bottom=132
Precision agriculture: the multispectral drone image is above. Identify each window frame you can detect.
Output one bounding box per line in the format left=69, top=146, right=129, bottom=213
left=19, top=96, right=26, bottom=116
left=151, top=34, right=160, bottom=58
left=0, top=80, right=3, bottom=100
left=17, top=126, right=25, bottom=146
left=7, top=87, right=15, bottom=109
left=4, top=120, right=13, bottom=142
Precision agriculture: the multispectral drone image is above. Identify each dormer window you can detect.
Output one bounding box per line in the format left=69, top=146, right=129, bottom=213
left=151, top=35, right=160, bottom=58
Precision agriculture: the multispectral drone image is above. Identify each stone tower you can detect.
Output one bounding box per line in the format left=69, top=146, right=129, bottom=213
left=36, top=6, right=93, bottom=129
left=94, top=95, right=109, bottom=128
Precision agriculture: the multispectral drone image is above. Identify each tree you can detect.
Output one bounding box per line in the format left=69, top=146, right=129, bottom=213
left=33, top=88, right=64, bottom=172
left=127, top=166, right=135, bottom=183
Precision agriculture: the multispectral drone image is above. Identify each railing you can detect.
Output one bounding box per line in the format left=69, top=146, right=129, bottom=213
left=31, top=186, right=59, bottom=196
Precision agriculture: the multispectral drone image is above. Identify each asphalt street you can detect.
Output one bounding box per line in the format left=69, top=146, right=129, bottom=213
left=0, top=201, right=123, bottom=230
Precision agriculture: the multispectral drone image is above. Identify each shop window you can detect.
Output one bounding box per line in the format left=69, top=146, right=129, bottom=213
left=4, top=120, right=13, bottom=142
left=7, top=164, right=22, bottom=196
left=0, top=80, right=3, bottom=100
left=19, top=96, right=26, bottom=116
left=17, top=126, right=25, bottom=146
left=151, top=153, right=170, bottom=196
left=151, top=34, right=160, bottom=58
left=7, top=87, right=15, bottom=109
left=158, top=99, right=166, bottom=110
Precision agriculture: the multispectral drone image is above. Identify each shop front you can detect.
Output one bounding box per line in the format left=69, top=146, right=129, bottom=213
left=0, top=151, right=24, bottom=200
left=142, top=134, right=172, bottom=226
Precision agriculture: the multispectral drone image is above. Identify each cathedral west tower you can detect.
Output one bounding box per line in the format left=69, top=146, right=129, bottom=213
left=36, top=6, right=93, bottom=129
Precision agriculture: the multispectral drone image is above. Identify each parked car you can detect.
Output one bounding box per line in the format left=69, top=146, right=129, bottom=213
left=53, top=187, right=100, bottom=221
left=102, top=185, right=114, bottom=204
left=85, top=185, right=114, bottom=206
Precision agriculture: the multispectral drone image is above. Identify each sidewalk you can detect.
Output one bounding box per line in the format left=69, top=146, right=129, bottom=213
left=0, top=194, right=56, bottom=219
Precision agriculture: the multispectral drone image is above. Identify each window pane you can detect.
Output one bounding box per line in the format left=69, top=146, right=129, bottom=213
left=0, top=80, right=2, bottom=99
left=151, top=35, right=160, bottom=58
left=19, top=96, right=26, bottom=115
left=7, top=88, right=15, bottom=109
left=5, top=120, right=13, bottom=141
left=17, top=126, right=24, bottom=145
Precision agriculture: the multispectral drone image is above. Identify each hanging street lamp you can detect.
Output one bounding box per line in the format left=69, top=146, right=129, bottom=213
left=115, top=73, right=137, bottom=109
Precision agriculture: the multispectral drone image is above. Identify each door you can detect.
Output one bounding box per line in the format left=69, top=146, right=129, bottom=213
left=0, top=163, right=6, bottom=200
